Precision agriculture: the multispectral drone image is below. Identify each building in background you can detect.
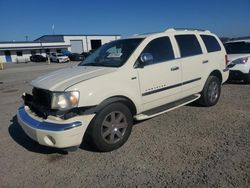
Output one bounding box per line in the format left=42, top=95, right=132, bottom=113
left=0, top=34, right=120, bottom=63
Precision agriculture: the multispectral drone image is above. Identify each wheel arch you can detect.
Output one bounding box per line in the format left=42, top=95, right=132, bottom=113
left=209, top=70, right=222, bottom=83
left=86, top=95, right=137, bottom=116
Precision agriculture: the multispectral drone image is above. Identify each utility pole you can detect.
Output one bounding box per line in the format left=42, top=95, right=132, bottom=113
left=0, top=58, right=3, bottom=70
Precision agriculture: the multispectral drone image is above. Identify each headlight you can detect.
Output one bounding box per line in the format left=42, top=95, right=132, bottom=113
left=231, top=57, right=248, bottom=64
left=51, top=91, right=79, bottom=110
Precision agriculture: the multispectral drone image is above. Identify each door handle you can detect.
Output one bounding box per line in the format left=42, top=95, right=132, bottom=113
left=202, top=60, right=209, bottom=64
left=171, top=66, right=179, bottom=71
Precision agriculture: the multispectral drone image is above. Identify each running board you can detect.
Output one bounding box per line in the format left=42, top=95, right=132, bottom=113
left=134, top=94, right=201, bottom=121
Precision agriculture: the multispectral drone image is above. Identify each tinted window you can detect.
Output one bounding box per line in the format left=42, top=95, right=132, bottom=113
left=201, top=35, right=221, bottom=52
left=224, top=42, right=250, bottom=54
left=175, top=35, right=202, bottom=57
left=141, top=37, right=174, bottom=64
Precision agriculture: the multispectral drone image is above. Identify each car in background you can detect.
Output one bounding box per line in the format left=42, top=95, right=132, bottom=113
left=48, top=53, right=70, bottom=63
left=30, top=55, right=47, bottom=62
left=225, top=39, right=250, bottom=84
left=81, top=49, right=96, bottom=59
left=68, top=53, right=85, bottom=61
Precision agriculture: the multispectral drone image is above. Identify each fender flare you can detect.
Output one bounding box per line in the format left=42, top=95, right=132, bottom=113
left=83, top=96, right=137, bottom=115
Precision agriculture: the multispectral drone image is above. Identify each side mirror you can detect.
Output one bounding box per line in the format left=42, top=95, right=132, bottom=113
left=140, top=53, right=154, bottom=65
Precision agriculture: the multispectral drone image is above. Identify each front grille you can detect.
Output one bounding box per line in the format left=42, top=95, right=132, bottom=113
left=26, top=88, right=52, bottom=118
left=32, top=87, right=51, bottom=108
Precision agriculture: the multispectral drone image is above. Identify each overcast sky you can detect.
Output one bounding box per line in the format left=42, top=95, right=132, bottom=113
left=0, top=0, right=249, bottom=41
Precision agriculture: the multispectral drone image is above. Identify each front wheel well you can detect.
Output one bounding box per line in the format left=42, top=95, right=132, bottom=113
left=96, top=96, right=137, bottom=116
left=209, top=70, right=222, bottom=83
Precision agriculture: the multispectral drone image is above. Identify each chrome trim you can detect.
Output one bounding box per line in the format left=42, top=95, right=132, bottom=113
left=142, top=77, right=201, bottom=96
left=17, top=106, right=82, bottom=131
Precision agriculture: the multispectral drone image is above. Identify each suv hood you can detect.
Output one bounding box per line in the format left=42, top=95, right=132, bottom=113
left=31, top=66, right=117, bottom=91
left=228, top=54, right=250, bottom=62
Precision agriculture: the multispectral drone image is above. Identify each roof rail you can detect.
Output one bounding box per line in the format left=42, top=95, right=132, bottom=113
left=165, top=28, right=210, bottom=33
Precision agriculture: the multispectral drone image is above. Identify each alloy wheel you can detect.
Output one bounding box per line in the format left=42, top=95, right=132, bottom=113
left=101, top=111, right=128, bottom=144
left=208, top=81, right=219, bottom=103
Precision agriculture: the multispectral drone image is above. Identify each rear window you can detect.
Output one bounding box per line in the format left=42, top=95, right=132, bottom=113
left=201, top=35, right=221, bottom=52
left=175, top=35, right=202, bottom=57
left=224, top=42, right=250, bottom=54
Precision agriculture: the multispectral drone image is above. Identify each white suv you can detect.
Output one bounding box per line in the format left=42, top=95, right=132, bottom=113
left=224, top=39, right=250, bottom=84
left=17, top=28, right=229, bottom=152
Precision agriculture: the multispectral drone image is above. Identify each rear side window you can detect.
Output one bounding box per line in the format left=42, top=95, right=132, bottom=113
left=201, top=35, right=221, bottom=52
left=141, top=37, right=175, bottom=64
left=175, top=35, right=202, bottom=57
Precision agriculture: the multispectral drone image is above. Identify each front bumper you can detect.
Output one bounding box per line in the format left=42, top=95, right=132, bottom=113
left=17, top=106, right=86, bottom=148
left=58, top=58, right=69, bottom=63
left=228, top=63, right=250, bottom=74
left=229, top=70, right=248, bottom=80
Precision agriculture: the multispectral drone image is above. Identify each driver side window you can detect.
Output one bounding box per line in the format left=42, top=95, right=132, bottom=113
left=141, top=37, right=175, bottom=65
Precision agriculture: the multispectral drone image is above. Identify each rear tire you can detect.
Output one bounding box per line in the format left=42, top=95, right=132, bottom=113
left=87, top=102, right=133, bottom=152
left=199, top=76, right=221, bottom=107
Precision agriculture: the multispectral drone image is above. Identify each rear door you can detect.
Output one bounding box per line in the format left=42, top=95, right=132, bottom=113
left=174, top=34, right=204, bottom=97
left=136, top=36, right=182, bottom=111
left=199, top=34, right=224, bottom=78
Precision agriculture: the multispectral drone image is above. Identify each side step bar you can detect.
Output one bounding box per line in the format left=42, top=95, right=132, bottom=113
left=134, top=94, right=201, bottom=121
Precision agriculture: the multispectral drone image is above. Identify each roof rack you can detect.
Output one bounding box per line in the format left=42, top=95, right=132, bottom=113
left=132, top=31, right=161, bottom=36
left=165, top=28, right=210, bottom=33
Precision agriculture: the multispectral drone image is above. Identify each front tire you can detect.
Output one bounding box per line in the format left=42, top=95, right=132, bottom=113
left=88, top=102, right=133, bottom=152
left=244, top=71, right=250, bottom=84
left=199, top=76, right=221, bottom=107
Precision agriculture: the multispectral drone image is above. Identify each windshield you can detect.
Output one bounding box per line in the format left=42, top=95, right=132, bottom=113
left=79, top=38, right=143, bottom=67
left=225, top=42, right=250, bottom=54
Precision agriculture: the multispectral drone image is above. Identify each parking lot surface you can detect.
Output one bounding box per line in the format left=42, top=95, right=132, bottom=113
left=0, top=62, right=249, bottom=187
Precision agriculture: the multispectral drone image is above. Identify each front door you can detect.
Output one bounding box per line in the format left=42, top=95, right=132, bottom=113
left=136, top=37, right=182, bottom=111
left=5, top=51, right=12, bottom=62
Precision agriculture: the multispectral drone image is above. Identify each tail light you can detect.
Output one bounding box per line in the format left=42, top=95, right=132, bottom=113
left=225, top=55, right=229, bottom=66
